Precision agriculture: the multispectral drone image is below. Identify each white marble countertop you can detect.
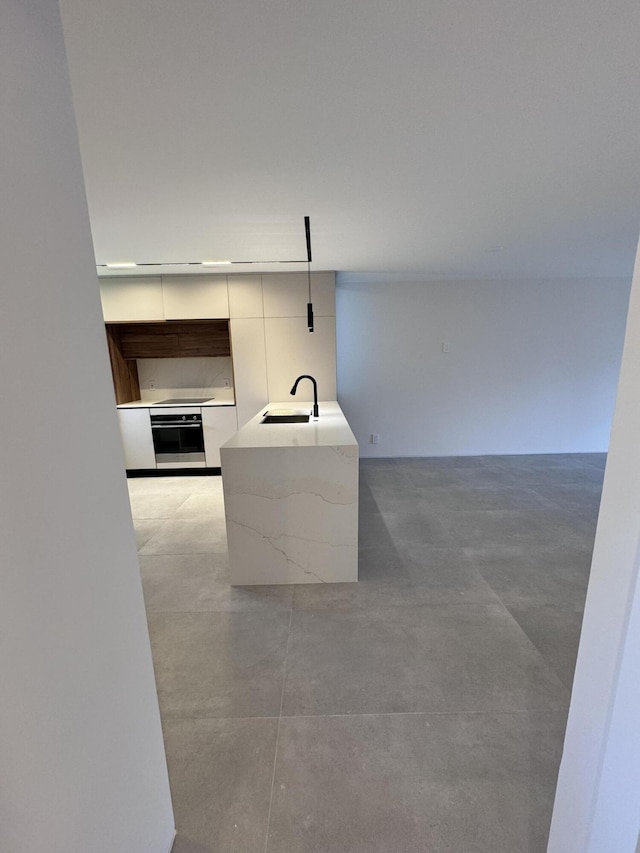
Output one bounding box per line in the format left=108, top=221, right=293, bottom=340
left=222, top=401, right=357, bottom=449
left=117, top=388, right=235, bottom=409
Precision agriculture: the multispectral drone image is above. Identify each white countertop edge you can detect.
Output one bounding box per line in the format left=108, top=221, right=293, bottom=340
left=117, top=397, right=235, bottom=409
left=222, top=401, right=358, bottom=449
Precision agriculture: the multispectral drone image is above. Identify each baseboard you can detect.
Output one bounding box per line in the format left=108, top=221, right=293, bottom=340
left=126, top=468, right=221, bottom=478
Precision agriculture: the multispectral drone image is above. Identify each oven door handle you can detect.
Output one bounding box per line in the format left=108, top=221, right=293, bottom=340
left=151, top=423, right=203, bottom=429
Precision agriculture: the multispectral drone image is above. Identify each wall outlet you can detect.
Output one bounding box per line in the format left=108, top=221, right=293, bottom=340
left=223, top=378, right=231, bottom=388
left=370, top=433, right=380, bottom=444
left=442, top=342, right=450, bottom=353
left=148, top=380, right=155, bottom=390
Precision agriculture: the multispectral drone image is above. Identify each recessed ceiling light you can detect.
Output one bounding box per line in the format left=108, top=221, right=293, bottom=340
left=201, top=260, right=232, bottom=266
left=106, top=262, right=138, bottom=268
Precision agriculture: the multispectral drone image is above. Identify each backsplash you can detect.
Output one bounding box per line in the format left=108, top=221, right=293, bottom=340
left=137, top=357, right=233, bottom=402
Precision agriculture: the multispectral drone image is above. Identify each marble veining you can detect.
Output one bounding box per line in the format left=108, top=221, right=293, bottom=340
left=221, top=402, right=359, bottom=584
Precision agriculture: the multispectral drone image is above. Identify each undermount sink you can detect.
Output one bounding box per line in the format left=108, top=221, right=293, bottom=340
left=261, top=413, right=310, bottom=424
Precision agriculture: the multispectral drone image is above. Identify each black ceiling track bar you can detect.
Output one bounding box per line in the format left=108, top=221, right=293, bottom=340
left=97, top=221, right=315, bottom=267
left=97, top=259, right=310, bottom=267
left=304, top=215, right=312, bottom=263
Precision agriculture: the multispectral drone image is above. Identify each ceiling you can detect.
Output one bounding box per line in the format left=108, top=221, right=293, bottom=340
left=59, top=0, right=640, bottom=279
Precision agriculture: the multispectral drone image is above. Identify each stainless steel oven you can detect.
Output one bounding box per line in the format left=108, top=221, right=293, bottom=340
left=150, top=411, right=206, bottom=468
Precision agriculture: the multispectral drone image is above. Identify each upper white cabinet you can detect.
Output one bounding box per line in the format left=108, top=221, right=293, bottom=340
left=228, top=275, right=264, bottom=318
left=262, top=272, right=335, bottom=318
left=100, top=277, right=164, bottom=322
left=264, top=315, right=337, bottom=402
left=162, top=275, right=229, bottom=319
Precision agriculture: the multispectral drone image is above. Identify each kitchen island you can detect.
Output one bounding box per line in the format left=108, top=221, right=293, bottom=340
left=221, top=401, right=358, bottom=584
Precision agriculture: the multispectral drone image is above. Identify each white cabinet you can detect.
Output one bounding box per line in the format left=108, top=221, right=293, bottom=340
left=162, top=275, right=229, bottom=319
left=202, top=407, right=238, bottom=467
left=117, top=409, right=156, bottom=470
left=228, top=275, right=264, bottom=318
left=264, top=315, right=337, bottom=402
left=262, top=272, right=335, bottom=318
left=100, top=277, right=164, bottom=322
left=230, top=319, right=269, bottom=427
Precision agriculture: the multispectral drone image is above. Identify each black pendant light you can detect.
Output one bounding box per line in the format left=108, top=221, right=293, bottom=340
left=305, top=215, right=314, bottom=333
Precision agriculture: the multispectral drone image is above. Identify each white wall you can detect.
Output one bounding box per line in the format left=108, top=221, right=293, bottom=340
left=337, top=276, right=630, bottom=456
left=548, top=239, right=640, bottom=852
left=137, top=355, right=234, bottom=401
left=0, top=2, right=174, bottom=852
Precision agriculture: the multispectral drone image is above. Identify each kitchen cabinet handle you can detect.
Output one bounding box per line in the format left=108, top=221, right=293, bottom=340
left=151, top=423, right=202, bottom=429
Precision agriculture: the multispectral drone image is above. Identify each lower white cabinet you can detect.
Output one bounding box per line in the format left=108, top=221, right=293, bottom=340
left=117, top=406, right=238, bottom=470
left=202, top=407, right=238, bottom=467
left=117, top=409, right=156, bottom=470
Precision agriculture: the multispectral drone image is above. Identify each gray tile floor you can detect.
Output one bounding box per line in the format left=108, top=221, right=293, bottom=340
left=129, top=453, right=605, bottom=853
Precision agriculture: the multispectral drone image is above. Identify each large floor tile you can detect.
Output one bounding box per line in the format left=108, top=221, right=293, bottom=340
left=397, top=454, right=492, bottom=469
left=267, top=711, right=565, bottom=853
left=294, top=552, right=497, bottom=609
left=380, top=507, right=455, bottom=547
left=394, top=544, right=499, bottom=600
left=492, top=453, right=605, bottom=471
left=133, top=518, right=166, bottom=550
left=138, top=516, right=228, bottom=555
left=293, top=580, right=433, bottom=610
left=128, top=456, right=603, bottom=853
left=466, top=545, right=592, bottom=608
left=357, top=480, right=380, bottom=513
left=165, top=717, right=277, bottom=853
left=359, top=457, right=399, bottom=467
left=359, top=465, right=411, bottom=490
left=128, top=491, right=191, bottom=519
left=357, top=541, right=412, bottom=582
left=127, top=475, right=218, bottom=495
left=282, top=604, right=568, bottom=716
left=366, top=482, right=423, bottom=511
left=357, top=511, right=394, bottom=547
left=577, top=452, right=607, bottom=468
left=356, top=512, right=412, bottom=582
left=494, top=462, right=604, bottom=487
left=139, top=553, right=294, bottom=613
left=416, top=484, right=552, bottom=511
left=441, top=508, right=591, bottom=549
left=172, top=492, right=226, bottom=517
left=508, top=604, right=584, bottom=690
left=526, top=483, right=603, bottom=521
left=148, top=610, right=290, bottom=718
left=400, top=466, right=472, bottom=489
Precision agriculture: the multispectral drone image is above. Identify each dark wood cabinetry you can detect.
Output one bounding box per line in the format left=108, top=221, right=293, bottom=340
left=105, top=320, right=231, bottom=404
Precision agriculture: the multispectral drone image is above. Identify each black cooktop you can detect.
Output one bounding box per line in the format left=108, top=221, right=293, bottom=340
left=154, top=397, right=214, bottom=404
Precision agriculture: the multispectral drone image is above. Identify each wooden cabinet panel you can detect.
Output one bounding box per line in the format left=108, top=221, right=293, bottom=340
left=115, top=321, right=231, bottom=359
left=105, top=326, right=140, bottom=404
left=228, top=275, right=264, bottom=318
left=203, top=407, right=238, bottom=467
left=162, top=275, right=229, bottom=319
left=230, top=319, right=269, bottom=428
left=100, top=277, right=164, bottom=322
left=117, top=409, right=156, bottom=469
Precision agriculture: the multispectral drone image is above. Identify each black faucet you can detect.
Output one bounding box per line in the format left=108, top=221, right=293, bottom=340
left=290, top=374, right=319, bottom=418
